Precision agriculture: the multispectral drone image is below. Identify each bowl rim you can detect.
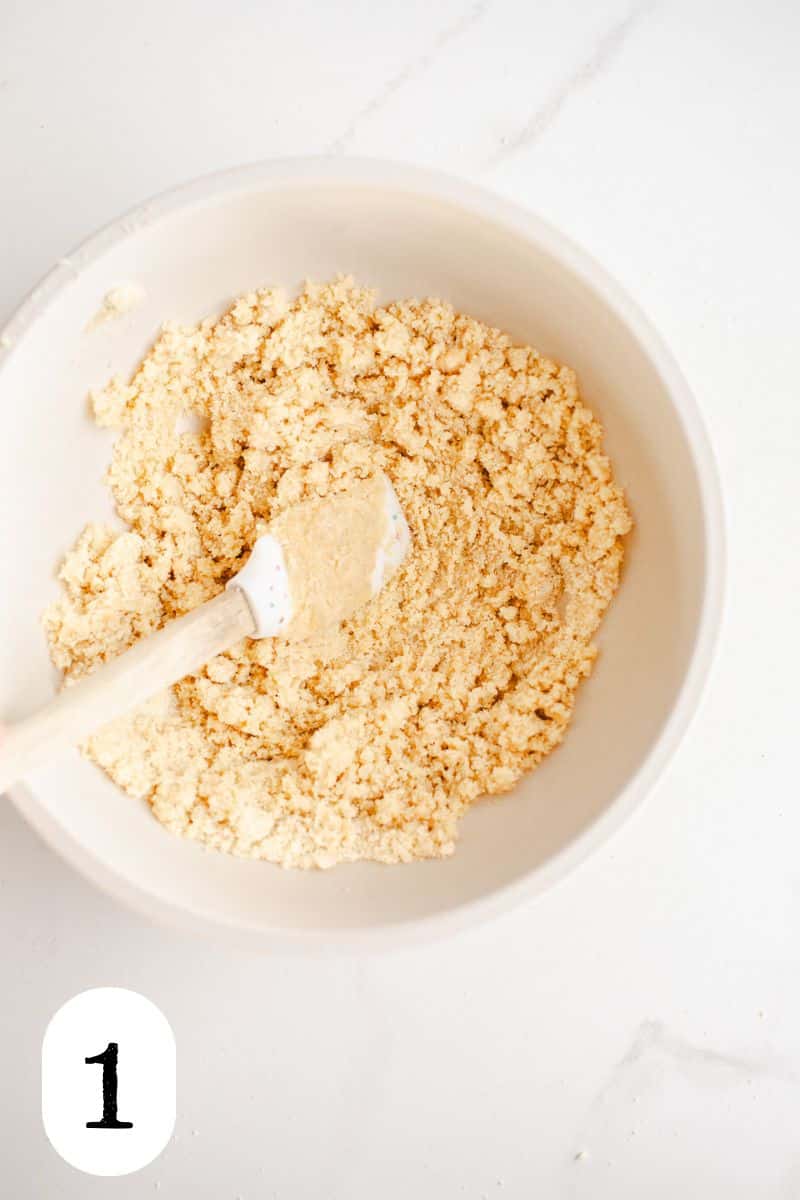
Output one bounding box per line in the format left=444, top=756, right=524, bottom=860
left=1, top=156, right=726, bottom=951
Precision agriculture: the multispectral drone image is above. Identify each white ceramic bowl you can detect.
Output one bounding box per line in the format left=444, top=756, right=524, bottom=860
left=0, top=159, right=724, bottom=948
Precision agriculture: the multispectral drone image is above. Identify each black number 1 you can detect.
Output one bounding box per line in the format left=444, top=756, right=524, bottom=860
left=85, top=1042, right=133, bottom=1129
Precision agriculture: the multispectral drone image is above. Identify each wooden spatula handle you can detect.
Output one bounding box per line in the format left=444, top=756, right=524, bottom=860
left=0, top=586, right=254, bottom=794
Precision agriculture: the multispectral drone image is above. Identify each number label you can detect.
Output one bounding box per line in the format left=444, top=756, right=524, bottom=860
left=42, top=988, right=175, bottom=1175
left=85, top=1042, right=133, bottom=1130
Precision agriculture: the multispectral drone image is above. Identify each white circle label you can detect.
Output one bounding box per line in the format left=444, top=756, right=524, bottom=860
left=41, top=987, right=176, bottom=1176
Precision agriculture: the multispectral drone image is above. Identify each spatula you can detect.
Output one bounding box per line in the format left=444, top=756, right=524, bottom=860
left=0, top=474, right=410, bottom=793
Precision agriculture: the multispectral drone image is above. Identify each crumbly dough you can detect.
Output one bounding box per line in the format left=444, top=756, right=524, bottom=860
left=44, top=278, right=632, bottom=869
left=85, top=283, right=146, bottom=331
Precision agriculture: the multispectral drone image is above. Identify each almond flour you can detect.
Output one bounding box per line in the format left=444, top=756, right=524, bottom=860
left=44, top=278, right=632, bottom=868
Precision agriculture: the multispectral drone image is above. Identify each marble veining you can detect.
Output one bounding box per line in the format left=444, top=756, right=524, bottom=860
left=486, top=0, right=654, bottom=167
left=609, top=1020, right=798, bottom=1087
left=329, top=0, right=491, bottom=153
left=568, top=1018, right=800, bottom=1182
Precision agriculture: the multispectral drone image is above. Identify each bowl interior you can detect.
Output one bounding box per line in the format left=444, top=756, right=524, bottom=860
left=0, top=170, right=709, bottom=939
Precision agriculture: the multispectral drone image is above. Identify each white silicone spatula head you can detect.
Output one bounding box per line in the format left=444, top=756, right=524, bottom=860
left=232, top=473, right=411, bottom=638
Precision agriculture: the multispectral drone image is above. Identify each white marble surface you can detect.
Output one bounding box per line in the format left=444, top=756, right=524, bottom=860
left=1, top=0, right=799, bottom=1195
